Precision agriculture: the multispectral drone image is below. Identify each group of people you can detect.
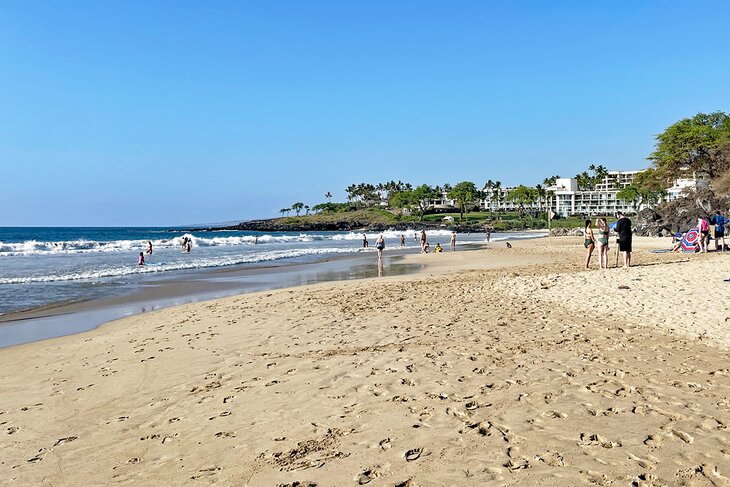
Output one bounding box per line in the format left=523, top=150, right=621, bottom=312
left=695, top=211, right=728, bottom=253
left=138, top=236, right=192, bottom=266
left=138, top=240, right=154, bottom=266
left=583, top=211, right=633, bottom=269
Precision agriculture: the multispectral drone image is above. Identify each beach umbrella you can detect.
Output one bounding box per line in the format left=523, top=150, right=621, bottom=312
left=680, top=228, right=700, bottom=253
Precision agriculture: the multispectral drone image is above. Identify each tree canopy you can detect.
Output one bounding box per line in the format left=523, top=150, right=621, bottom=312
left=648, top=111, right=730, bottom=180
left=505, top=185, right=537, bottom=216
left=447, top=181, right=478, bottom=220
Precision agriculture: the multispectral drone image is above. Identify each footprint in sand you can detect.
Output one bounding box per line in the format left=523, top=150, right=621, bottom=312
left=404, top=448, right=423, bottom=462
left=379, top=438, right=391, bottom=450
left=355, top=466, right=384, bottom=484
left=277, top=482, right=317, bottom=487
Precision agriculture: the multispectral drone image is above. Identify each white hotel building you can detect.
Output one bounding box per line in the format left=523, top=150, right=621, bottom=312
left=481, top=170, right=696, bottom=217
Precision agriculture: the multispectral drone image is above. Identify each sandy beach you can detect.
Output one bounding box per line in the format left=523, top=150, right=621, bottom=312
left=2, top=237, right=730, bottom=486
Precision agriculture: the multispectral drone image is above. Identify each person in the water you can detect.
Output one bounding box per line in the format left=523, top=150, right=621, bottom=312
left=138, top=252, right=145, bottom=266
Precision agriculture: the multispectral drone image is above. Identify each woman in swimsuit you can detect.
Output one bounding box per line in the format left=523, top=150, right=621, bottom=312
left=375, top=234, right=385, bottom=276
left=583, top=219, right=595, bottom=270
left=596, top=218, right=610, bottom=269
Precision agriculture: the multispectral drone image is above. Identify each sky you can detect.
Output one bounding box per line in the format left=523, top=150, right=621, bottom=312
left=1, top=1, right=728, bottom=226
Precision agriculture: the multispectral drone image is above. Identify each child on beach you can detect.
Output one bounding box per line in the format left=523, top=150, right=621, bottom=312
left=138, top=252, right=145, bottom=266
left=434, top=242, right=443, bottom=253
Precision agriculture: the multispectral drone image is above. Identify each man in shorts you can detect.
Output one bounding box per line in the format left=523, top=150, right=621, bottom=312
left=712, top=211, right=727, bottom=251
left=614, top=211, right=632, bottom=268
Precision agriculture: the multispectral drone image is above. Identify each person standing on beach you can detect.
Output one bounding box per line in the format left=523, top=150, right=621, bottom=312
left=698, top=216, right=709, bottom=253
left=363, top=234, right=369, bottom=248
left=420, top=230, right=427, bottom=253
left=615, top=212, right=632, bottom=268
left=400, top=234, right=405, bottom=247
left=583, top=219, right=596, bottom=270
left=712, top=211, right=727, bottom=251
left=596, top=218, right=610, bottom=269
left=146, top=241, right=153, bottom=255
left=486, top=230, right=491, bottom=242
left=450, top=231, right=457, bottom=251
left=375, top=234, right=385, bottom=276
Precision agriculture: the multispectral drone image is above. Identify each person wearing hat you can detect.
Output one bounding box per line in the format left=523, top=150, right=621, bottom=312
left=614, top=211, right=632, bottom=268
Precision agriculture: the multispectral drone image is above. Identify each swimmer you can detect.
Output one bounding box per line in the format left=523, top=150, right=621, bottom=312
left=138, top=252, right=145, bottom=266
left=146, top=241, right=153, bottom=254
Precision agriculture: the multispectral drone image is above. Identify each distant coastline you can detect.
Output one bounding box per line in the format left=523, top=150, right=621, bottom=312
left=178, top=209, right=543, bottom=234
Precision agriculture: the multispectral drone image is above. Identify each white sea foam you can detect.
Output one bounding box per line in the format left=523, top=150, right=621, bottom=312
left=0, top=246, right=368, bottom=284
left=0, top=229, right=469, bottom=256
left=0, top=233, right=327, bottom=256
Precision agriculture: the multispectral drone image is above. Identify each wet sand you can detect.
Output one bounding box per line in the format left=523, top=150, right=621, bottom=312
left=0, top=249, right=425, bottom=348
left=1, top=237, right=729, bottom=485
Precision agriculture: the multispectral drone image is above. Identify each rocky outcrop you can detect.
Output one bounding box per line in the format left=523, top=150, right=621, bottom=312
left=185, top=219, right=465, bottom=233
left=549, top=227, right=583, bottom=237
left=634, top=189, right=730, bottom=236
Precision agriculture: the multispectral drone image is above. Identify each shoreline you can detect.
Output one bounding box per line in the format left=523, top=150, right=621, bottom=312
left=2, top=236, right=730, bottom=485
left=0, top=241, right=499, bottom=349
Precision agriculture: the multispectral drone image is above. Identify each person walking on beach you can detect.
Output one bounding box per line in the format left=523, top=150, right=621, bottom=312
left=583, top=219, right=596, bottom=269
left=375, top=234, right=385, bottom=276
left=596, top=218, right=610, bottom=269
left=400, top=234, right=405, bottom=247
left=138, top=252, right=145, bottom=266
left=146, top=241, right=153, bottom=255
left=450, top=231, right=457, bottom=251
left=486, top=230, right=491, bottom=243
left=363, top=234, right=369, bottom=248
left=420, top=230, right=427, bottom=253
left=615, top=212, right=632, bottom=268
left=698, top=216, right=710, bottom=253
left=712, top=211, right=727, bottom=251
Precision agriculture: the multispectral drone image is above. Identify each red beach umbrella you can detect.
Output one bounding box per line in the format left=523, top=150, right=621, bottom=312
left=680, top=228, right=700, bottom=253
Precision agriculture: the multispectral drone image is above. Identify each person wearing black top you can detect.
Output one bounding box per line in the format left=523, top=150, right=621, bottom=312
left=614, top=211, right=632, bottom=268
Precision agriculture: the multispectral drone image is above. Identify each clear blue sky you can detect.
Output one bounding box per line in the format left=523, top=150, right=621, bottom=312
left=1, top=1, right=728, bottom=226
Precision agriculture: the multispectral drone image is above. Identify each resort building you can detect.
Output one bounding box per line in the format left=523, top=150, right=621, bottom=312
left=480, top=170, right=697, bottom=217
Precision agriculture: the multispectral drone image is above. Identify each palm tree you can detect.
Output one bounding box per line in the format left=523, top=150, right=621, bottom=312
left=325, top=192, right=332, bottom=202
left=291, top=202, right=304, bottom=216
left=279, top=208, right=288, bottom=217
left=483, top=180, right=495, bottom=211
left=491, top=181, right=502, bottom=211
left=535, top=184, right=545, bottom=212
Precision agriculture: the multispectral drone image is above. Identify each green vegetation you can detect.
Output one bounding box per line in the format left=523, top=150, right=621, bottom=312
left=447, top=181, right=478, bottom=220
left=276, top=208, right=401, bottom=226
left=271, top=110, right=728, bottom=231
left=649, top=111, right=730, bottom=180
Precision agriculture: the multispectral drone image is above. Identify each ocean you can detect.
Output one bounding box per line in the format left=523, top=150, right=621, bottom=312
left=0, top=227, right=544, bottom=316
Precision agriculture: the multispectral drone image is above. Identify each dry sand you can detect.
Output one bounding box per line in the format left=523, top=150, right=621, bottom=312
left=1, top=237, right=729, bottom=486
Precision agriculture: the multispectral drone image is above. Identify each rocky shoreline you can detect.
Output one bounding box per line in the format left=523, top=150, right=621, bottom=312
left=181, top=219, right=488, bottom=233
